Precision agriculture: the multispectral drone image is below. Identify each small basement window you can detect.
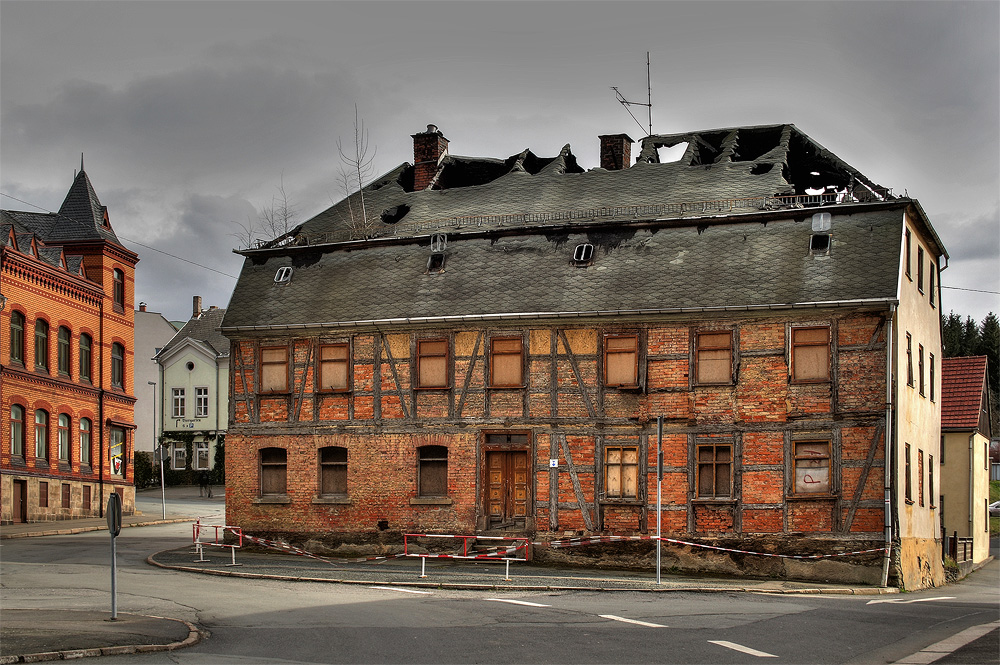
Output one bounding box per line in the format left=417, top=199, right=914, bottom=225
left=572, top=243, right=594, bottom=266
left=274, top=267, right=293, bottom=284
left=810, top=234, right=831, bottom=255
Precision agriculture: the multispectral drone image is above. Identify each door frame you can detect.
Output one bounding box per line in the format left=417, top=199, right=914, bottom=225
left=13, top=479, right=28, bottom=523
left=478, top=430, right=533, bottom=533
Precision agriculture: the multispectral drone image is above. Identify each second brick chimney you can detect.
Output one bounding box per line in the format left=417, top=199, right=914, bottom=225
left=598, top=133, right=634, bottom=171
left=412, top=124, right=449, bottom=191
left=192, top=295, right=202, bottom=319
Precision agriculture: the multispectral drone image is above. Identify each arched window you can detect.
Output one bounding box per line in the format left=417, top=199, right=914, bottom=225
left=9, top=311, right=24, bottom=364
left=34, top=409, right=49, bottom=460
left=34, top=320, right=49, bottom=371
left=79, top=418, right=92, bottom=466
left=111, top=343, right=124, bottom=389
left=58, top=414, right=71, bottom=462
left=10, top=405, right=25, bottom=457
left=113, top=268, right=125, bottom=310
left=79, top=334, right=92, bottom=382
left=260, top=448, right=287, bottom=495
left=58, top=327, right=72, bottom=376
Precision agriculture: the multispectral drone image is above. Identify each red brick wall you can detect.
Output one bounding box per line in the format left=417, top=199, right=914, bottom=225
left=225, top=312, right=888, bottom=550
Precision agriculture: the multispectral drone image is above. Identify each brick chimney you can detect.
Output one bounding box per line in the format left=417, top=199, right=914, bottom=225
left=192, top=295, right=202, bottom=319
left=412, top=124, right=448, bottom=191
left=599, top=133, right=634, bottom=171
left=138, top=302, right=147, bottom=312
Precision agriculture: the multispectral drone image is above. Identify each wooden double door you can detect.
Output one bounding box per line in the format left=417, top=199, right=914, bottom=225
left=485, top=450, right=529, bottom=530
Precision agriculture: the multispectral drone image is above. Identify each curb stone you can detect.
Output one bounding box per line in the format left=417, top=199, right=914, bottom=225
left=1, top=616, right=201, bottom=664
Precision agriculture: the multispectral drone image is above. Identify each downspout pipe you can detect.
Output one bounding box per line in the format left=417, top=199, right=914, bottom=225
left=98, top=297, right=105, bottom=517
left=881, top=303, right=896, bottom=588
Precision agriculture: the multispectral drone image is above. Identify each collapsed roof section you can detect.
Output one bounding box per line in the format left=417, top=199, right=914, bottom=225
left=635, top=124, right=893, bottom=202
left=252, top=123, right=898, bottom=250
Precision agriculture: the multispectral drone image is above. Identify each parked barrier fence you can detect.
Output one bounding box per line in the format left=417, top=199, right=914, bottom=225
left=193, top=519, right=243, bottom=567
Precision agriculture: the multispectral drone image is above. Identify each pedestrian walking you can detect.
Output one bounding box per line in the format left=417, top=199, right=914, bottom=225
left=198, top=471, right=210, bottom=498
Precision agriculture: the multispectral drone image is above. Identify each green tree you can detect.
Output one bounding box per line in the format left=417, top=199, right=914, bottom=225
left=977, top=312, right=999, bottom=390
left=942, top=311, right=965, bottom=357
left=962, top=316, right=981, bottom=356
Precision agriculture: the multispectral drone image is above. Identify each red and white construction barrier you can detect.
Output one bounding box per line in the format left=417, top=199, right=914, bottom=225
left=193, top=519, right=244, bottom=566
left=404, top=533, right=530, bottom=579
left=543, top=533, right=888, bottom=560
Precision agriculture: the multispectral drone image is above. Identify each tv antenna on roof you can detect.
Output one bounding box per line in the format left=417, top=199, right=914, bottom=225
left=611, top=52, right=653, bottom=137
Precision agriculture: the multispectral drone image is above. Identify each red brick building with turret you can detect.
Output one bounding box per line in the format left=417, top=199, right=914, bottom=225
left=2, top=164, right=139, bottom=522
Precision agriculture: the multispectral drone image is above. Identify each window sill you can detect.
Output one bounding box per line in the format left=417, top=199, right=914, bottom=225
left=606, top=384, right=642, bottom=391
left=692, top=382, right=735, bottom=388
left=489, top=385, right=526, bottom=390
left=253, top=495, right=291, bottom=504
left=599, top=498, right=643, bottom=506
left=789, top=379, right=831, bottom=386
left=786, top=493, right=837, bottom=501
left=313, top=496, right=351, bottom=505
left=691, top=497, right=736, bottom=505
left=409, top=497, right=452, bottom=505
left=413, top=386, right=452, bottom=391
left=9, top=456, right=26, bottom=467
left=58, top=462, right=72, bottom=472
left=317, top=389, right=352, bottom=395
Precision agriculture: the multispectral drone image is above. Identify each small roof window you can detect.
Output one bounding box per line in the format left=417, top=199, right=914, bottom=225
left=427, top=253, right=446, bottom=274
left=431, top=234, right=447, bottom=252
left=274, top=267, right=293, bottom=284
left=571, top=243, right=594, bottom=266
left=810, top=234, right=831, bottom=255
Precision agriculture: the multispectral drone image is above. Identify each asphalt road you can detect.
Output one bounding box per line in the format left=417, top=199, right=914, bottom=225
left=0, top=489, right=996, bottom=664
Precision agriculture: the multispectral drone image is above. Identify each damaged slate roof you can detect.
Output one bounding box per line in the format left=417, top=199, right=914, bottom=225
left=221, top=124, right=943, bottom=331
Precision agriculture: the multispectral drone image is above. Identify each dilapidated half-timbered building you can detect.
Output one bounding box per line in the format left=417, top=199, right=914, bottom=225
left=221, top=124, right=948, bottom=589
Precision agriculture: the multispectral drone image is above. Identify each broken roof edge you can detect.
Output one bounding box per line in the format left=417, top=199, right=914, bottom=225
left=233, top=198, right=911, bottom=259
left=220, top=298, right=899, bottom=335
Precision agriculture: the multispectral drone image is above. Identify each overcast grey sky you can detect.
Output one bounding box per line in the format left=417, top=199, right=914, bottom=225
left=2, top=1, right=997, bottom=324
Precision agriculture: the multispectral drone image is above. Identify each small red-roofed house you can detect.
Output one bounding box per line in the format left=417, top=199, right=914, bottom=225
left=940, top=356, right=993, bottom=567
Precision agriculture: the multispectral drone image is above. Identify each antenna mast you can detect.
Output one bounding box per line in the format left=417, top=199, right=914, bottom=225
left=611, top=52, right=653, bottom=137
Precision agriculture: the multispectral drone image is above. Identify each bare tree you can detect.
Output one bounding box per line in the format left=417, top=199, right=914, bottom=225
left=338, top=105, right=378, bottom=239
left=258, top=174, right=297, bottom=241
left=229, top=175, right=298, bottom=249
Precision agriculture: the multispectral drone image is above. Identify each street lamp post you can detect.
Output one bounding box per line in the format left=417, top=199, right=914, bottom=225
left=148, top=380, right=165, bottom=519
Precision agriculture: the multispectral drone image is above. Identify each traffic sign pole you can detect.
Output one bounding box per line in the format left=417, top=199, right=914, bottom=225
left=107, top=492, right=122, bottom=620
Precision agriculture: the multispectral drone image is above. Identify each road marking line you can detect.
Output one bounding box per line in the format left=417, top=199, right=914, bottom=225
left=599, top=614, right=667, bottom=628
left=709, top=640, right=778, bottom=658
left=369, top=586, right=432, bottom=594
left=485, top=598, right=552, bottom=607
left=866, top=596, right=955, bottom=605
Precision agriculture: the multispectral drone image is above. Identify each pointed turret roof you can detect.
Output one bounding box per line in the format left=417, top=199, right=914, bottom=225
left=52, top=169, right=121, bottom=244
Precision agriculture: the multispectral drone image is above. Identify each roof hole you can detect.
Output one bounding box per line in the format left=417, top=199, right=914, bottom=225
left=750, top=163, right=774, bottom=175
left=427, top=253, right=446, bottom=273
left=380, top=204, right=410, bottom=224
left=656, top=142, right=689, bottom=164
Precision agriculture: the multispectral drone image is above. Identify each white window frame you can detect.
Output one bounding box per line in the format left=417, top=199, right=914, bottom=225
left=194, top=440, right=210, bottom=470
left=172, top=442, right=187, bottom=471
left=195, top=387, right=209, bottom=418
left=172, top=388, right=186, bottom=418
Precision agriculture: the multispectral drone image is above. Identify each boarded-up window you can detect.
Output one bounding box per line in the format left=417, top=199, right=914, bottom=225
left=260, top=447, right=287, bottom=495
left=605, top=446, right=639, bottom=499
left=697, top=443, right=731, bottom=498
left=791, top=327, right=829, bottom=382
left=417, top=339, right=449, bottom=389
left=605, top=335, right=639, bottom=387
left=39, top=481, right=48, bottom=508
left=62, top=483, right=70, bottom=509
left=793, top=441, right=830, bottom=494
left=418, top=445, right=448, bottom=497
left=490, top=337, right=523, bottom=387
left=696, top=332, right=732, bottom=384
left=260, top=346, right=288, bottom=393
left=319, top=446, right=348, bottom=495
left=83, top=485, right=91, bottom=511
left=319, top=344, right=350, bottom=391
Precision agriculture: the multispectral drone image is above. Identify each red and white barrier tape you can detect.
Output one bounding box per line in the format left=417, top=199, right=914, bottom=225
left=541, top=534, right=887, bottom=560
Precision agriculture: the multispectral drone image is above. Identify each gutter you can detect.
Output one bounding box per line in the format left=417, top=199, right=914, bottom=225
left=881, top=303, right=896, bottom=588
left=220, top=298, right=899, bottom=334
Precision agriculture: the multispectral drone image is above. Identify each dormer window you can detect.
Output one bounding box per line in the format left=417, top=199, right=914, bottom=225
left=431, top=234, right=447, bottom=252
left=274, top=267, right=293, bottom=284
left=572, top=243, right=594, bottom=266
